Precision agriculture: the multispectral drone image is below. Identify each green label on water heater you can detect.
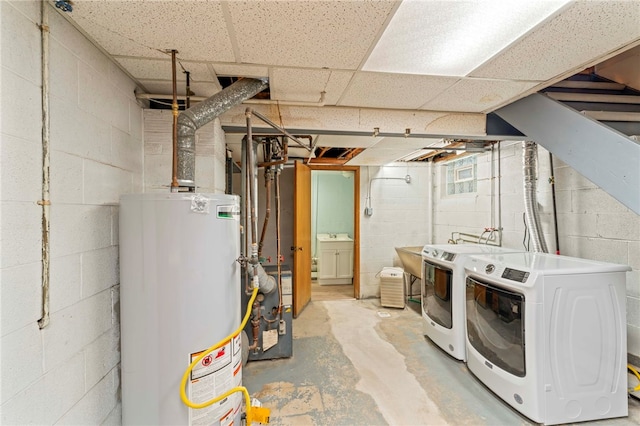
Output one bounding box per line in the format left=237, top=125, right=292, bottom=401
left=217, top=205, right=239, bottom=219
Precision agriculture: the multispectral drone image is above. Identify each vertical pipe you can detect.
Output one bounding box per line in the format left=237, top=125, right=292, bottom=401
left=497, top=142, right=503, bottom=246
left=490, top=143, right=495, bottom=230
left=184, top=70, right=191, bottom=109
left=170, top=50, right=179, bottom=191
left=549, top=153, right=560, bottom=254
left=38, top=0, right=51, bottom=329
left=246, top=110, right=259, bottom=290
left=275, top=168, right=283, bottom=313
left=258, top=169, right=271, bottom=258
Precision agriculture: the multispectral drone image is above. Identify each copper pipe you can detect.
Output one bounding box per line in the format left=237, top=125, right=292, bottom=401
left=258, top=141, right=289, bottom=168
left=248, top=300, right=261, bottom=352
left=258, top=170, right=272, bottom=258
left=170, top=50, right=179, bottom=191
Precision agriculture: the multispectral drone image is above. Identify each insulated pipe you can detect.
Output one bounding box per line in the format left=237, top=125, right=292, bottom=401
left=522, top=141, right=549, bottom=253
left=177, top=78, right=267, bottom=188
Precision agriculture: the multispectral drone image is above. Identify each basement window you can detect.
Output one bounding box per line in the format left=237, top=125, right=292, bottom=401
left=446, top=156, right=477, bottom=195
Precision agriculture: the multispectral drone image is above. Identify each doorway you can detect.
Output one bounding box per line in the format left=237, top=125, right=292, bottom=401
left=310, top=166, right=360, bottom=302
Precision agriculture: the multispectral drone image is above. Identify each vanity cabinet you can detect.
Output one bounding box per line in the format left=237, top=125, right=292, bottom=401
left=317, top=235, right=353, bottom=285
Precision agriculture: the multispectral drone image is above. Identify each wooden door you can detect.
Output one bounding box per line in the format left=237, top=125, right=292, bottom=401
left=293, top=161, right=312, bottom=317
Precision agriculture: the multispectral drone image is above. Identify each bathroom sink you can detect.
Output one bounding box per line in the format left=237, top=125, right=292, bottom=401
left=317, top=233, right=353, bottom=242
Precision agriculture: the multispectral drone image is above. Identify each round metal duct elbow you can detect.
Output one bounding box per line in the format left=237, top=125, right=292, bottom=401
left=177, top=78, right=268, bottom=187
left=522, top=141, right=549, bottom=253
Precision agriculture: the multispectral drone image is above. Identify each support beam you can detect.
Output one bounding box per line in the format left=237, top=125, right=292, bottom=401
left=495, top=93, right=640, bottom=214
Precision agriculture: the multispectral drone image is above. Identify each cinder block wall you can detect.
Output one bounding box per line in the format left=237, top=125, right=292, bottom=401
left=432, top=141, right=640, bottom=362
left=359, top=163, right=431, bottom=298
left=1, top=2, right=142, bottom=423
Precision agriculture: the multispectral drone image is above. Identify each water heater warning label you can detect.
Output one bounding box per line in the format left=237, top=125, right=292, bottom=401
left=188, top=340, right=240, bottom=426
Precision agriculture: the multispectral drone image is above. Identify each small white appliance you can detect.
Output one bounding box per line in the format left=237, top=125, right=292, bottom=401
left=380, top=267, right=405, bottom=308
left=421, top=244, right=522, bottom=361
left=464, top=252, right=629, bottom=425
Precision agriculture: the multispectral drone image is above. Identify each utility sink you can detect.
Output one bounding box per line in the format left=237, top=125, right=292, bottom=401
left=394, top=246, right=424, bottom=278
left=317, top=233, right=353, bottom=242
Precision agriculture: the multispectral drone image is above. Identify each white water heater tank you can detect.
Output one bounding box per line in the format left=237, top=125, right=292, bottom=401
left=120, top=193, right=242, bottom=425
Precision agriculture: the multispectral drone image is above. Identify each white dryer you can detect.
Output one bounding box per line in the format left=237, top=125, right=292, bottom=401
left=464, top=252, right=629, bottom=425
left=421, top=244, right=522, bottom=361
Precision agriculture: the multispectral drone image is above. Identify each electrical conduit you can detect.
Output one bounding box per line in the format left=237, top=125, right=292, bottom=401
left=37, top=0, right=51, bottom=329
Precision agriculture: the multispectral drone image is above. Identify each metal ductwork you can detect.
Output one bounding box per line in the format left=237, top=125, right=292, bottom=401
left=522, top=141, right=549, bottom=253
left=177, top=78, right=268, bottom=188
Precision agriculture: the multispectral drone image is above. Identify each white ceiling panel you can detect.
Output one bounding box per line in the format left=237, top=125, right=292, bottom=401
left=270, top=68, right=353, bottom=104
left=339, top=72, right=458, bottom=110
left=358, top=109, right=485, bottom=136
left=69, top=1, right=235, bottom=61
left=421, top=78, right=540, bottom=113
left=115, top=58, right=216, bottom=83
left=212, top=64, right=269, bottom=79
left=470, top=1, right=640, bottom=81
left=226, top=0, right=397, bottom=69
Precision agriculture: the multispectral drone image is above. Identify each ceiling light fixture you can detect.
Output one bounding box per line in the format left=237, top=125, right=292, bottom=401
left=363, top=0, right=571, bottom=76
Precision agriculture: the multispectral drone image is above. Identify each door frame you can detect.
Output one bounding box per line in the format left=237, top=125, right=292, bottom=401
left=308, top=165, right=360, bottom=299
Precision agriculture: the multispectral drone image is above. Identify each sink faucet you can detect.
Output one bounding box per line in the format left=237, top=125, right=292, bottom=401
left=330, top=233, right=337, bottom=238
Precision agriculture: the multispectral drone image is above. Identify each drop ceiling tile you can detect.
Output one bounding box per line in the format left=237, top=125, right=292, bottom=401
left=115, top=58, right=216, bottom=83
left=339, top=72, right=458, bottom=109
left=421, top=78, right=539, bottom=113
left=138, top=80, right=221, bottom=98
left=270, top=69, right=353, bottom=104
left=212, top=64, right=269, bottom=78
left=470, top=1, right=640, bottom=81
left=359, top=109, right=485, bottom=136
left=226, top=1, right=396, bottom=69
left=68, top=1, right=235, bottom=61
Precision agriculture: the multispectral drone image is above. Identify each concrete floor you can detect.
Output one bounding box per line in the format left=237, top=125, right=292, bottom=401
left=244, top=299, right=640, bottom=426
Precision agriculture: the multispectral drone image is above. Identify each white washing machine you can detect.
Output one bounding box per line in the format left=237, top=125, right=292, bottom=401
left=421, top=244, right=522, bottom=361
left=464, top=252, right=629, bottom=425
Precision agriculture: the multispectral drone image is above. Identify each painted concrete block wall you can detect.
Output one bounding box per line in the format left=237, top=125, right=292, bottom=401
left=144, top=110, right=226, bottom=193
left=1, top=2, right=143, bottom=423
left=359, top=163, right=431, bottom=298
left=431, top=141, right=640, bottom=362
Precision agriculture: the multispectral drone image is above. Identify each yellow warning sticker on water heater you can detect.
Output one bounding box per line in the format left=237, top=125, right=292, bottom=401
left=188, top=341, right=240, bottom=426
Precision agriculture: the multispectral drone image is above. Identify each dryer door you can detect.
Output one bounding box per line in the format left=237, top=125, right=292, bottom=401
left=423, top=261, right=453, bottom=328
left=466, top=276, right=526, bottom=377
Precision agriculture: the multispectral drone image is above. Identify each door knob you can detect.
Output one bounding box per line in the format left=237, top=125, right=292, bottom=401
left=291, top=246, right=303, bottom=252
